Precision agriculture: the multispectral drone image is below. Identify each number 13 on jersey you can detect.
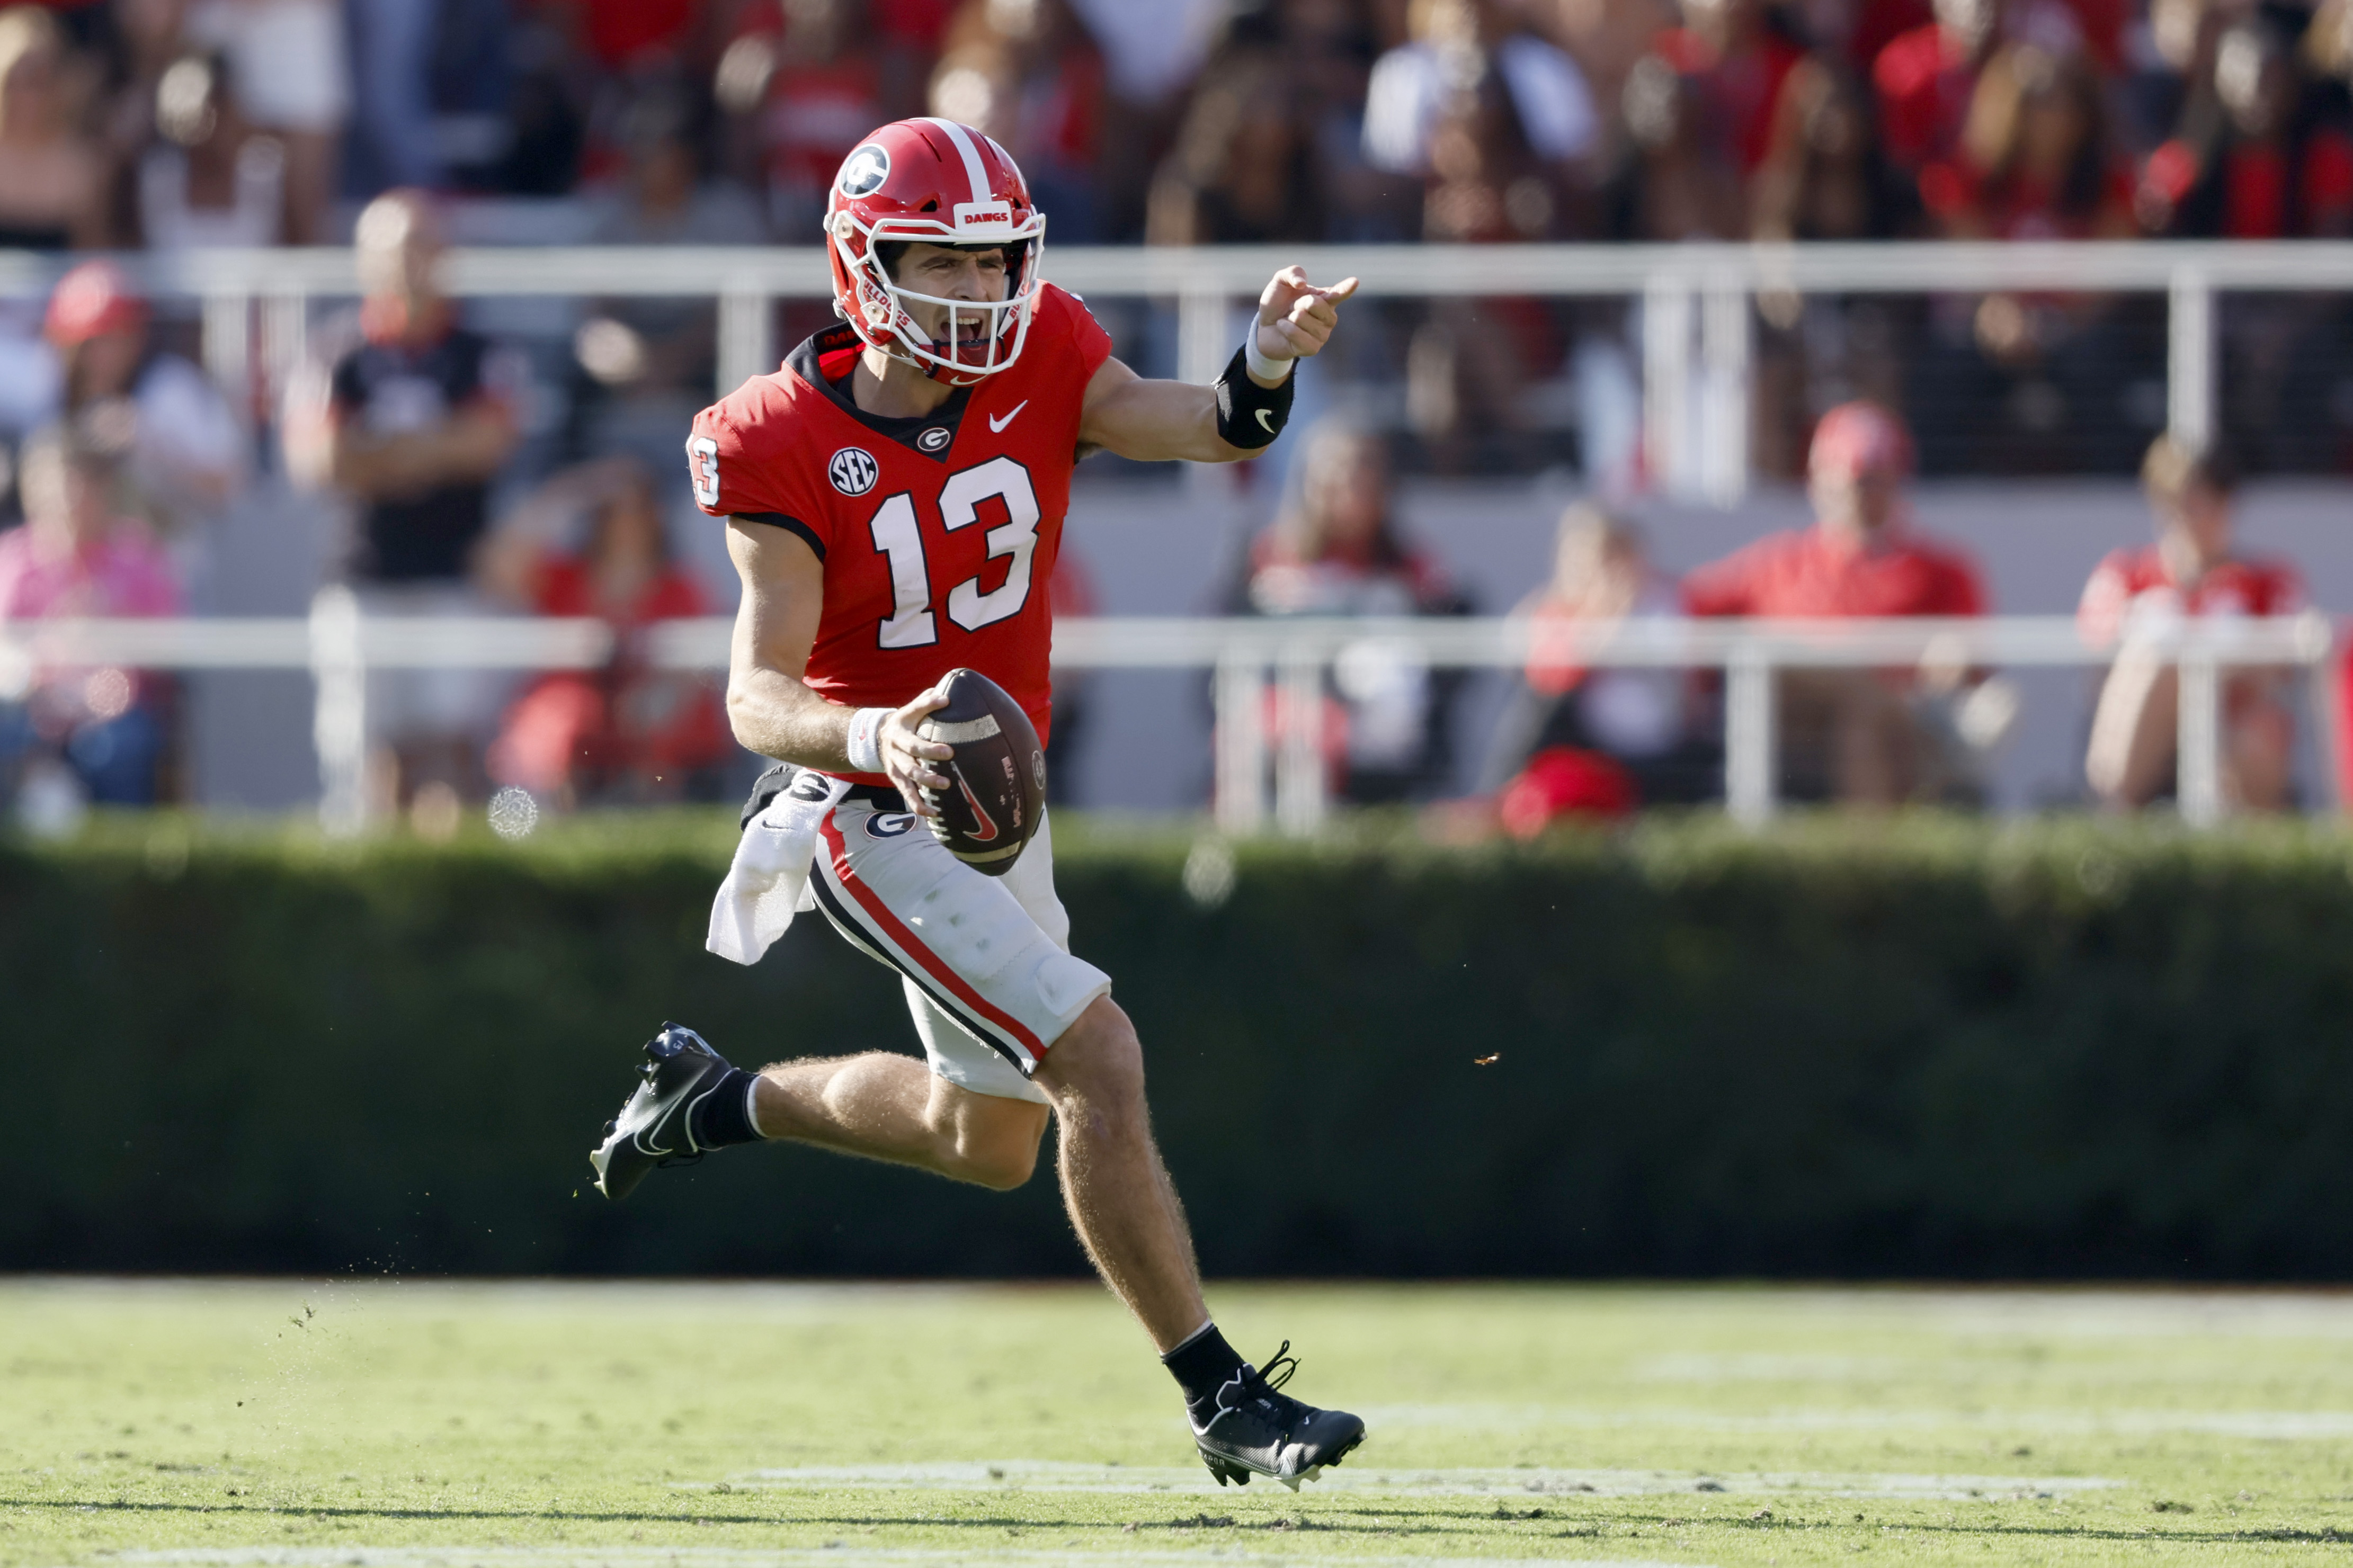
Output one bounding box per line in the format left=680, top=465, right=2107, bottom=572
left=867, top=455, right=1041, bottom=650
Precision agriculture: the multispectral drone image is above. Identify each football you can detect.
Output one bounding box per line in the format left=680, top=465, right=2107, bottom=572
left=917, top=667, right=1046, bottom=876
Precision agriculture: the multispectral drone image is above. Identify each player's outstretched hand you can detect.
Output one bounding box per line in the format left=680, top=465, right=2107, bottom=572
left=881, top=686, right=954, bottom=818
left=1252, top=266, right=1359, bottom=380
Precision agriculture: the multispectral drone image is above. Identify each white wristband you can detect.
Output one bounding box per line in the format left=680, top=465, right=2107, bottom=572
left=1242, top=331, right=1293, bottom=384
left=845, top=707, right=888, bottom=775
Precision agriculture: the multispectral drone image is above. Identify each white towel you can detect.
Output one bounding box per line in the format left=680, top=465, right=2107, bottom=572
left=706, top=774, right=851, bottom=965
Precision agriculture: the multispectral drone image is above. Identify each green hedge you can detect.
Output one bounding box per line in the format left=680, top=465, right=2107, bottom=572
left=8, top=812, right=2353, bottom=1279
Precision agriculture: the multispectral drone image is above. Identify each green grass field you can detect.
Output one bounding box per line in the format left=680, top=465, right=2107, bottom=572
left=5, top=1281, right=2352, bottom=1567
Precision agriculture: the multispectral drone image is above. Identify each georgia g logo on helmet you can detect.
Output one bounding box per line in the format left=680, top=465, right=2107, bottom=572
left=823, top=118, right=1047, bottom=389
left=837, top=144, right=889, bottom=198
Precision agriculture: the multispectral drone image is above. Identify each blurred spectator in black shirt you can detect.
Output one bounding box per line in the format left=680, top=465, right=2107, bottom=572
left=0, top=6, right=110, bottom=248
left=310, top=194, right=520, bottom=578
left=291, top=190, right=523, bottom=822
left=2137, top=15, right=2353, bottom=239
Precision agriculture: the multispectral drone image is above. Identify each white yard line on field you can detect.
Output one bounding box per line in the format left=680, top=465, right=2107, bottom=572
left=100, top=1548, right=1699, bottom=1568
left=1356, top=1404, right=2353, bottom=1438
left=683, top=1462, right=2116, bottom=1500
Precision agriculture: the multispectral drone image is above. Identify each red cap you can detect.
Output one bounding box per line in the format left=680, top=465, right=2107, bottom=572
left=1807, top=400, right=1913, bottom=483
left=45, top=260, right=148, bottom=346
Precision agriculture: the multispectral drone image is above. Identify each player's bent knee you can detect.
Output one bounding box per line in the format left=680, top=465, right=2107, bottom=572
left=1036, top=997, right=1145, bottom=1114
left=935, top=1087, right=1049, bottom=1191
left=959, top=1137, right=1040, bottom=1192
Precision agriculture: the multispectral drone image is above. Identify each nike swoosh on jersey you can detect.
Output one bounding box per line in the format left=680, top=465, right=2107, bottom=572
left=988, top=400, right=1029, bottom=433
left=1255, top=408, right=1276, bottom=432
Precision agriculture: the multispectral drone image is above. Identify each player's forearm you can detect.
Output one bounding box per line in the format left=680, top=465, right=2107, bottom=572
left=725, top=669, right=857, bottom=772
left=1084, top=379, right=1273, bottom=465
left=329, top=414, right=514, bottom=496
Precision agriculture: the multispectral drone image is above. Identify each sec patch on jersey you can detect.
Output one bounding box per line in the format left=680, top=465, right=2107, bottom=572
left=918, top=668, right=1046, bottom=876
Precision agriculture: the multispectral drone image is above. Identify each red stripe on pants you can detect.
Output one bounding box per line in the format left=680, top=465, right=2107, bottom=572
left=818, top=812, right=1047, bottom=1061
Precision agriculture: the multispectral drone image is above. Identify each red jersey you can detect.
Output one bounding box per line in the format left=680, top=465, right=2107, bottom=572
left=1873, top=23, right=1976, bottom=172
left=2078, top=546, right=2304, bottom=647
left=1653, top=25, right=1803, bottom=175
left=688, top=283, right=1113, bottom=782
left=1682, top=524, right=1987, bottom=620
left=532, top=556, right=708, bottom=624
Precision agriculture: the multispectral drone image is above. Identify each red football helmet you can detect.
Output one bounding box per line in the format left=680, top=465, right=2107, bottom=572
left=825, top=118, right=1046, bottom=387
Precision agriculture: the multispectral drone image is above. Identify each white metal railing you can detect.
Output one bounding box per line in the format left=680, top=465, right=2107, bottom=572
left=6, top=239, right=2348, bottom=496
left=0, top=611, right=2333, bottom=833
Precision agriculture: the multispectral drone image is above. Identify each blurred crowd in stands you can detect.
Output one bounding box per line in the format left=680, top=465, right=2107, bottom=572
left=0, top=0, right=2345, bottom=826
left=1236, top=397, right=2307, bottom=831
left=11, top=0, right=2353, bottom=251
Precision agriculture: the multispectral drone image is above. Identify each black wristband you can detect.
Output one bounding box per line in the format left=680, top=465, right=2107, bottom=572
left=1214, top=345, right=1295, bottom=450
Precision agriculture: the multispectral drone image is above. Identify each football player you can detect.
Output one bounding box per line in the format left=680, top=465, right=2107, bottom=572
left=590, top=117, right=1363, bottom=1488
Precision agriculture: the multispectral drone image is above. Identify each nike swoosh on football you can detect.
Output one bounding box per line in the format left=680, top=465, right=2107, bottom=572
left=954, top=768, right=1002, bottom=842
left=988, top=400, right=1029, bottom=433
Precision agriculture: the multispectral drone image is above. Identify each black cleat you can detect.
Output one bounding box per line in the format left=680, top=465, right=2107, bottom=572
left=1191, top=1341, right=1366, bottom=1491
left=588, top=1023, right=738, bottom=1200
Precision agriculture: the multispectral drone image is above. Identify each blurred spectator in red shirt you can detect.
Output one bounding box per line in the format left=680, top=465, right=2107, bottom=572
left=1684, top=400, right=1993, bottom=804
left=0, top=424, right=180, bottom=807
left=719, top=0, right=886, bottom=241
left=1871, top=0, right=1999, bottom=175
left=1481, top=502, right=1720, bottom=816
left=1652, top=0, right=1805, bottom=185
left=2136, top=16, right=2353, bottom=240
left=1839, top=0, right=1934, bottom=77
left=0, top=6, right=110, bottom=248
left=1225, top=420, right=1473, bottom=804
left=932, top=0, right=1105, bottom=240
left=1923, top=43, right=2132, bottom=240
left=481, top=458, right=730, bottom=806
left=2081, top=435, right=2301, bottom=813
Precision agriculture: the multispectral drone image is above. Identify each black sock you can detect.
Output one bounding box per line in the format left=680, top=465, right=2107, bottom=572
left=689, top=1068, right=764, bottom=1150
left=1163, top=1322, right=1247, bottom=1425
